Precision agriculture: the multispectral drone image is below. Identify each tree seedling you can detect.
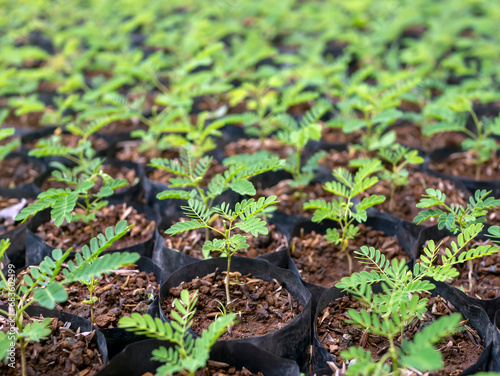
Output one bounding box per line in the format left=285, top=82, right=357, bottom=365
left=0, top=221, right=140, bottom=376
left=414, top=188, right=500, bottom=291
left=275, top=99, right=331, bottom=189
left=376, top=144, right=424, bottom=211
left=119, top=289, right=236, bottom=376
left=304, top=159, right=386, bottom=274
left=335, top=222, right=499, bottom=375
left=152, top=143, right=283, bottom=240
left=167, top=196, right=278, bottom=308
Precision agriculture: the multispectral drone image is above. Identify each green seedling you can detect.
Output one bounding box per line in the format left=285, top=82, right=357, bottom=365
left=304, top=159, right=386, bottom=274
left=275, top=99, right=331, bottom=189
left=152, top=143, right=283, bottom=240
left=336, top=222, right=499, bottom=375
left=414, top=188, right=500, bottom=291
left=119, top=290, right=236, bottom=376
left=166, top=196, right=278, bottom=307
left=0, top=221, right=139, bottom=376
left=376, top=144, right=424, bottom=211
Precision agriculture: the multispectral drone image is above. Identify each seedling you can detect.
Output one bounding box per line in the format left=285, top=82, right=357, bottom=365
left=422, top=93, right=500, bottom=179
left=119, top=290, right=236, bottom=376
left=336, top=222, right=499, bottom=375
left=275, top=99, right=331, bottom=189
left=166, top=196, right=278, bottom=307
left=333, top=79, right=419, bottom=155
left=414, top=188, right=500, bottom=290
left=0, top=128, right=20, bottom=161
left=304, top=159, right=386, bottom=274
left=376, top=144, right=424, bottom=211
left=0, top=221, right=140, bottom=376
left=228, top=80, right=318, bottom=141
left=152, top=143, right=283, bottom=239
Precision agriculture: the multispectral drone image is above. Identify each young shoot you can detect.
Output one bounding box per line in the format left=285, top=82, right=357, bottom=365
left=304, top=159, right=386, bottom=275
left=275, top=99, right=331, bottom=189
left=151, top=143, right=283, bottom=240
left=414, top=188, right=500, bottom=291
left=118, top=290, right=236, bottom=376
left=0, top=221, right=139, bottom=376
left=335, top=222, right=499, bottom=375
left=166, top=196, right=278, bottom=308
left=377, top=144, right=424, bottom=211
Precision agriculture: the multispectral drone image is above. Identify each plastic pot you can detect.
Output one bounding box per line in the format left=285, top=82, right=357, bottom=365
left=152, top=256, right=312, bottom=370
left=96, top=338, right=300, bottom=376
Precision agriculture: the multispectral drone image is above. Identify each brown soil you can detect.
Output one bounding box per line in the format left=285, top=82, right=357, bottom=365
left=25, top=133, right=109, bottom=152
left=4, top=111, right=45, bottom=129
left=394, top=123, right=467, bottom=151
left=115, top=140, right=179, bottom=165
left=97, top=118, right=146, bottom=135
left=0, top=314, right=104, bottom=375
left=35, top=203, right=155, bottom=250
left=418, top=236, right=500, bottom=299
left=429, top=150, right=500, bottom=181
left=317, top=294, right=483, bottom=376
left=224, top=138, right=291, bottom=159
left=176, top=361, right=263, bottom=376
left=291, top=224, right=408, bottom=287
left=256, top=180, right=333, bottom=217
left=318, top=148, right=366, bottom=173
left=163, top=272, right=303, bottom=340
left=363, top=171, right=469, bottom=224
left=0, top=196, right=32, bottom=233
left=55, top=264, right=159, bottom=329
left=0, top=156, right=40, bottom=188
left=321, top=126, right=361, bottom=144
left=39, top=163, right=139, bottom=193
left=161, top=219, right=287, bottom=260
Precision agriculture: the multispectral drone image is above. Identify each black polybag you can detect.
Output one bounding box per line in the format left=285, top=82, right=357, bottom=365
left=95, top=338, right=301, bottom=376
left=150, top=256, right=312, bottom=371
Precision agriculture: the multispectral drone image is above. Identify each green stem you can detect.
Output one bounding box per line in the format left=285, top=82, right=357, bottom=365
left=20, top=337, right=27, bottom=376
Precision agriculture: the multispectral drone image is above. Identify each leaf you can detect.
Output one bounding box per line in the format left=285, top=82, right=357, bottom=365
left=19, top=318, right=52, bottom=343
left=166, top=220, right=205, bottom=236
left=236, top=217, right=268, bottom=237
left=51, top=194, right=78, bottom=226
left=33, top=281, right=68, bottom=309
left=228, top=179, right=255, bottom=196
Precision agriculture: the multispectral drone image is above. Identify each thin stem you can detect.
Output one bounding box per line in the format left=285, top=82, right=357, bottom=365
left=20, top=337, right=27, bottom=376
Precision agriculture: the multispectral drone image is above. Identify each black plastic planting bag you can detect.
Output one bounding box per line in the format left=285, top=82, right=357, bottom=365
left=99, top=256, right=165, bottom=359
left=96, top=338, right=300, bottom=376
left=424, top=147, right=500, bottom=198
left=0, top=188, right=40, bottom=269
left=0, top=304, right=109, bottom=365
left=25, top=199, right=157, bottom=265
left=308, top=280, right=500, bottom=375
left=152, top=256, right=312, bottom=370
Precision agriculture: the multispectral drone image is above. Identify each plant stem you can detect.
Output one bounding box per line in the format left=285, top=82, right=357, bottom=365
left=20, top=337, right=27, bottom=376
left=225, top=254, right=232, bottom=308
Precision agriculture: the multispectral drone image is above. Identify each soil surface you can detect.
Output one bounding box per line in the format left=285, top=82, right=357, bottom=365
left=0, top=314, right=103, bottom=375
left=418, top=236, right=500, bottom=299
left=429, top=150, right=500, bottom=181
left=256, top=180, right=333, bottom=217
left=115, top=140, right=179, bottom=166
left=161, top=219, right=287, bottom=259
left=0, top=156, right=40, bottom=188
left=394, top=122, right=467, bottom=151
left=35, top=203, right=155, bottom=250
left=291, top=224, right=408, bottom=287
left=317, top=294, right=483, bottom=376
left=139, top=361, right=264, bottom=376
left=0, top=196, right=31, bottom=234
left=25, top=133, right=109, bottom=152
left=363, top=171, right=469, bottom=224
left=163, top=272, right=303, bottom=340
left=55, top=264, right=159, bottom=328
left=224, top=138, right=291, bottom=159
left=321, top=125, right=361, bottom=145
